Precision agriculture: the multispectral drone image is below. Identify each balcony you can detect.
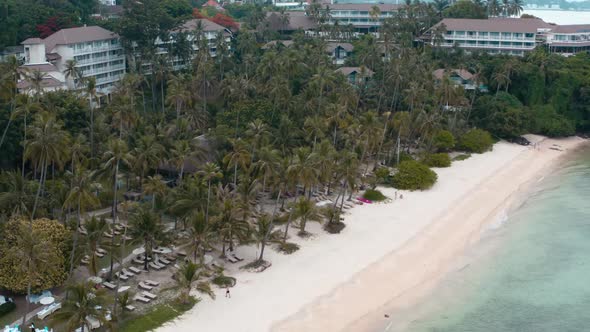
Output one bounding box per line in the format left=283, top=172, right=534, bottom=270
left=96, top=74, right=124, bottom=85
left=75, top=54, right=125, bottom=66
left=73, top=44, right=123, bottom=55
left=81, top=64, right=126, bottom=77
left=440, top=42, right=535, bottom=50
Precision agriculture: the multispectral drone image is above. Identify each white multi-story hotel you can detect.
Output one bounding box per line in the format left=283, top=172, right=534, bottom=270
left=326, top=3, right=400, bottom=30
left=428, top=18, right=590, bottom=57
left=17, top=26, right=125, bottom=95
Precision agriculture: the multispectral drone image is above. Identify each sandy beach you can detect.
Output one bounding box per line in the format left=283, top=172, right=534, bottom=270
left=157, top=136, right=587, bottom=332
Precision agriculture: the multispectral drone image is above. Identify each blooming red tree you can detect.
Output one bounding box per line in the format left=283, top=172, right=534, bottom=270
left=36, top=16, right=72, bottom=38
left=211, top=13, right=238, bottom=30
left=192, top=8, right=205, bottom=19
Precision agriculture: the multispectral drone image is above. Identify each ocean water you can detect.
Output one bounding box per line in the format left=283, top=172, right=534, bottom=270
left=394, top=147, right=590, bottom=332
left=521, top=10, right=590, bottom=24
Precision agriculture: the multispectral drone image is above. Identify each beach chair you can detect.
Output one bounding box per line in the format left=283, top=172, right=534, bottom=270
left=149, top=262, right=164, bottom=270
left=122, top=269, right=135, bottom=278
left=103, top=231, right=113, bottom=238
left=102, top=282, right=116, bottom=290
left=138, top=282, right=154, bottom=291
left=96, top=248, right=107, bottom=255
left=113, top=230, right=122, bottom=235
left=226, top=255, right=238, bottom=263
left=231, top=253, right=244, bottom=261
left=125, top=305, right=136, bottom=312
left=132, top=257, right=144, bottom=265
left=145, top=279, right=160, bottom=287
left=95, top=251, right=105, bottom=258
left=159, top=258, right=171, bottom=265
left=133, top=295, right=150, bottom=303
left=128, top=266, right=142, bottom=274
left=115, top=272, right=129, bottom=281
left=176, top=250, right=187, bottom=257
left=142, top=291, right=157, bottom=300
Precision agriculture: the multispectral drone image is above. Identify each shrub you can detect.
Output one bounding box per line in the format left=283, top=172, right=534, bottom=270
left=324, top=221, right=346, bottom=234
left=212, top=275, right=236, bottom=288
left=458, top=129, right=494, bottom=153
left=363, top=189, right=387, bottom=201
left=433, top=130, right=455, bottom=152
left=374, top=167, right=390, bottom=185
left=0, top=301, right=16, bottom=317
left=453, top=153, right=471, bottom=161
left=423, top=153, right=451, bottom=168
left=391, top=160, right=438, bottom=191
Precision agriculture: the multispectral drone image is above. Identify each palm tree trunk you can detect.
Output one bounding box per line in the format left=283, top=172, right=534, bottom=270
left=22, top=277, right=31, bottom=326
left=282, top=211, right=293, bottom=242
left=68, top=197, right=82, bottom=279
left=22, top=114, right=27, bottom=178
left=109, top=160, right=120, bottom=279
left=31, top=156, right=46, bottom=221
left=90, top=103, right=94, bottom=162
left=206, top=181, right=211, bottom=224
left=161, top=81, right=165, bottom=113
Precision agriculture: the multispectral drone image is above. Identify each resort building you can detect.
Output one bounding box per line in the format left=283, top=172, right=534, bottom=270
left=335, top=66, right=374, bottom=86
left=544, top=24, right=590, bottom=56
left=263, top=11, right=318, bottom=34
left=326, top=42, right=353, bottom=65
left=17, top=26, right=125, bottom=95
left=428, top=18, right=548, bottom=56
left=325, top=4, right=400, bottom=31
left=427, top=18, right=590, bottom=57
left=433, top=69, right=487, bottom=92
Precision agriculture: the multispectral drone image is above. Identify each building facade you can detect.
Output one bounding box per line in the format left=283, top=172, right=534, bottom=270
left=326, top=3, right=400, bottom=30
left=17, top=26, right=125, bottom=95
left=428, top=18, right=590, bottom=57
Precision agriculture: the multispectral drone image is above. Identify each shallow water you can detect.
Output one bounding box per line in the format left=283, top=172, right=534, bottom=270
left=393, top=147, right=590, bottom=332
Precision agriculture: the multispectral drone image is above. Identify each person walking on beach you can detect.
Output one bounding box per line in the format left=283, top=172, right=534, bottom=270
left=395, top=191, right=398, bottom=200
left=29, top=322, right=35, bottom=332
left=400, top=194, right=404, bottom=199
left=226, top=288, right=231, bottom=298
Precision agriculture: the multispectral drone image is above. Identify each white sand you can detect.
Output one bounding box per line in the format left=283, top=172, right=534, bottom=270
left=157, top=137, right=587, bottom=332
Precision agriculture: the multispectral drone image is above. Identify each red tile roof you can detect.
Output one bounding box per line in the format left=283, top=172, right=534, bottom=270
left=43, top=26, right=119, bottom=51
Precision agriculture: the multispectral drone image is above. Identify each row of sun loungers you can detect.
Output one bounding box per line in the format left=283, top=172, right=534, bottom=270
left=225, top=251, right=244, bottom=264
left=134, top=291, right=158, bottom=303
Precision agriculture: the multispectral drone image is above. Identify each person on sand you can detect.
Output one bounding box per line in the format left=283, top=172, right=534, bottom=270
left=226, top=288, right=231, bottom=298
left=400, top=194, right=404, bottom=199
left=395, top=191, right=398, bottom=200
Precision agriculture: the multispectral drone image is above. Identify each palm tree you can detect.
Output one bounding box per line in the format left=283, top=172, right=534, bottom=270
left=84, top=77, right=100, bottom=161
left=0, top=170, right=33, bottom=216
left=82, top=216, right=109, bottom=276
left=63, top=59, right=83, bottom=90
left=144, top=175, right=167, bottom=211
left=187, top=212, right=217, bottom=263
left=12, top=95, right=40, bottom=176
left=508, top=0, right=524, bottom=16
left=128, top=208, right=167, bottom=271
left=133, top=134, right=164, bottom=185
left=26, top=69, right=45, bottom=99
left=0, top=56, right=21, bottom=151
left=166, top=74, right=190, bottom=121
left=101, top=138, right=133, bottom=222
left=51, top=282, right=110, bottom=332
left=25, top=112, right=70, bottom=220
left=174, top=261, right=214, bottom=304
left=253, top=213, right=275, bottom=262
left=223, top=139, right=252, bottom=186
left=287, top=147, right=319, bottom=197
left=7, top=223, right=59, bottom=325
left=198, top=162, right=222, bottom=225
left=214, top=188, right=248, bottom=254
left=292, top=197, right=322, bottom=236
left=170, top=139, right=192, bottom=184
left=64, top=168, right=100, bottom=279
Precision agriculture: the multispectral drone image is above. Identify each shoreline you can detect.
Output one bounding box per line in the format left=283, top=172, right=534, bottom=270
left=274, top=136, right=588, bottom=332
left=157, top=136, right=587, bottom=332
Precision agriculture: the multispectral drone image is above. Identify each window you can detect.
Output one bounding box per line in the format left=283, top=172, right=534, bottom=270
left=490, top=32, right=500, bottom=38
left=501, top=32, right=511, bottom=39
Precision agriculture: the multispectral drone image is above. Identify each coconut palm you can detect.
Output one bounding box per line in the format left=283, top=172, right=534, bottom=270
left=253, top=213, right=276, bottom=262
left=12, top=95, right=40, bottom=176
left=187, top=212, right=217, bottom=263
left=143, top=175, right=167, bottom=211
left=214, top=188, right=248, bottom=254
left=198, top=162, right=222, bottom=225
left=0, top=170, right=33, bottom=216
left=170, top=139, right=193, bottom=184
left=7, top=223, right=59, bottom=325
left=0, top=56, right=21, bottom=151
left=223, top=139, right=252, bottom=186
left=25, top=69, right=45, bottom=99
left=128, top=208, right=168, bottom=270
left=64, top=168, right=100, bottom=279
left=166, top=73, right=190, bottom=121
left=292, top=197, right=322, bottom=236
left=82, top=216, right=109, bottom=276
left=287, top=147, right=319, bottom=197
left=25, top=112, right=70, bottom=220
left=63, top=59, right=83, bottom=90
left=174, top=261, right=215, bottom=304
left=50, top=282, right=110, bottom=332
left=84, top=77, right=100, bottom=161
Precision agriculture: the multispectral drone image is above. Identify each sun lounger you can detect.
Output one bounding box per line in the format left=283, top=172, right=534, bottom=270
left=113, top=230, right=122, bottom=235
left=176, top=250, right=187, bottom=257
left=95, top=251, right=105, bottom=258
left=149, top=262, right=164, bottom=270
left=103, top=232, right=113, bottom=238
left=96, top=248, right=107, bottom=255
left=142, top=291, right=157, bottom=300
left=122, top=268, right=135, bottom=276
left=133, top=295, right=150, bottom=303
left=231, top=254, right=244, bottom=261
left=165, top=254, right=177, bottom=261
left=128, top=266, right=142, bottom=274
left=115, top=272, right=129, bottom=281
left=226, top=255, right=238, bottom=263
left=125, top=305, right=136, bottom=312
left=114, top=224, right=124, bottom=231
left=138, top=282, right=153, bottom=291
left=145, top=279, right=160, bottom=287
left=37, top=302, right=61, bottom=320
left=159, top=258, right=171, bottom=265
left=132, top=258, right=144, bottom=265
left=102, top=282, right=116, bottom=290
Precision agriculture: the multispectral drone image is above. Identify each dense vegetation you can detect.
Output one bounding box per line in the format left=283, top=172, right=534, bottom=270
left=0, top=0, right=588, bottom=327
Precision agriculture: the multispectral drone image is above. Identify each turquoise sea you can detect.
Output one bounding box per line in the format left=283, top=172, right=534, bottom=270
left=394, top=147, right=590, bottom=332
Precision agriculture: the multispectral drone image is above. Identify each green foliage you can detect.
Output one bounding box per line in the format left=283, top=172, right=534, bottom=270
left=432, top=130, right=455, bottom=152
left=211, top=275, right=236, bottom=288
left=0, top=218, right=68, bottom=293
left=278, top=242, right=300, bottom=254
left=215, top=100, right=276, bottom=137
left=363, top=189, right=387, bottom=201
left=391, top=160, right=438, bottom=191
left=443, top=0, right=488, bottom=19
left=458, top=129, right=494, bottom=153
left=472, top=93, right=527, bottom=138
left=0, top=302, right=16, bottom=317
left=423, top=153, right=451, bottom=168
left=529, top=105, right=576, bottom=137
left=453, top=153, right=471, bottom=161
left=119, top=298, right=198, bottom=332
left=374, top=167, right=391, bottom=184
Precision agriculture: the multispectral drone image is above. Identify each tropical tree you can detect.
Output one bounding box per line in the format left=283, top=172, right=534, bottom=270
left=144, top=175, right=167, bottom=211
left=174, top=261, right=214, bottom=304
left=51, top=282, right=110, bottom=332
left=198, top=162, right=222, bottom=225
left=128, top=208, right=167, bottom=270
left=6, top=223, right=59, bottom=325
left=82, top=216, right=109, bottom=276
left=84, top=77, right=100, bottom=161
left=292, top=197, right=322, bottom=236
left=187, top=212, right=217, bottom=264
left=63, top=60, right=83, bottom=90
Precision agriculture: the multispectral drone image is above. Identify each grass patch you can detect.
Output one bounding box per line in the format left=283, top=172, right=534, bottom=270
left=363, top=189, right=387, bottom=202
left=119, top=298, right=197, bottom=332
left=212, top=275, right=236, bottom=288
left=277, top=242, right=300, bottom=254
left=453, top=153, right=471, bottom=161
